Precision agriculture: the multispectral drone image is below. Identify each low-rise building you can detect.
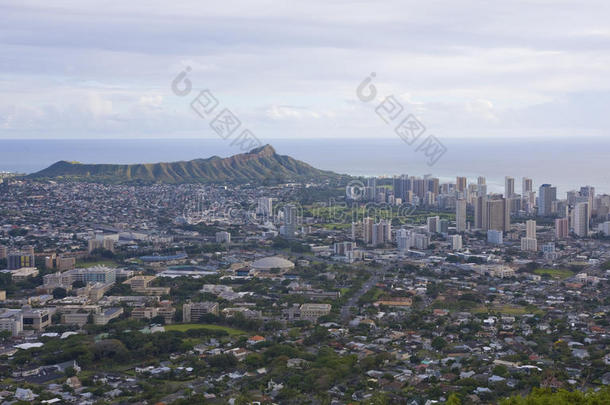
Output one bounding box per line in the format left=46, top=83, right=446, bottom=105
left=299, top=303, right=331, bottom=322
left=9, top=267, right=39, bottom=281
left=183, top=301, right=219, bottom=322
left=22, top=306, right=52, bottom=330
left=93, top=307, right=124, bottom=325
left=0, top=309, right=23, bottom=336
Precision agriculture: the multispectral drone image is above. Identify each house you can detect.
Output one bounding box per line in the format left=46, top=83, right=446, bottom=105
left=248, top=335, right=266, bottom=345
left=572, top=349, right=589, bottom=360
left=287, top=358, right=309, bottom=368
left=15, top=388, right=37, bottom=401
left=66, top=376, right=82, bottom=389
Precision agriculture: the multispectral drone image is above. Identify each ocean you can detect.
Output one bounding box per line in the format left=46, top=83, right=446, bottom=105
left=0, top=137, right=608, bottom=195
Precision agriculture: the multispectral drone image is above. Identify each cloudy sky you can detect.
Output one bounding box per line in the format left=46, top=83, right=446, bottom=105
left=1, top=0, right=610, bottom=139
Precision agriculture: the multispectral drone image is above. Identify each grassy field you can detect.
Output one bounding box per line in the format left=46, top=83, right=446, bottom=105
left=534, top=268, right=574, bottom=279
left=474, top=304, right=543, bottom=316
left=164, top=323, right=247, bottom=336
left=75, top=259, right=118, bottom=268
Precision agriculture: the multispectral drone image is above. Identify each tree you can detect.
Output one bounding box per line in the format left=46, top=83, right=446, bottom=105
left=52, top=287, right=68, bottom=299
left=207, top=353, right=237, bottom=369
left=431, top=336, right=447, bottom=351
left=244, top=353, right=264, bottom=368
left=64, top=366, right=76, bottom=378
left=500, top=387, right=610, bottom=404
left=447, top=393, right=462, bottom=405
left=150, top=315, right=166, bottom=325
left=0, top=330, right=12, bottom=342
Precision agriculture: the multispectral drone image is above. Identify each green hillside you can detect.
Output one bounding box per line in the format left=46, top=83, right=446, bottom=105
left=28, top=145, right=343, bottom=184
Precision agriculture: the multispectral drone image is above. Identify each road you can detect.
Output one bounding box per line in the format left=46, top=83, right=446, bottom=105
left=340, top=269, right=383, bottom=324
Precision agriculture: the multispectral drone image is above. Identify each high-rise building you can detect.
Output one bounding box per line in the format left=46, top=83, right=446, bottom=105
left=438, top=219, right=449, bottom=234
left=474, top=195, right=487, bottom=229
left=580, top=185, right=595, bottom=199
left=351, top=222, right=360, bottom=241
left=363, top=217, right=374, bottom=245
left=521, top=237, right=538, bottom=251
left=427, top=216, right=439, bottom=233
left=508, top=196, right=522, bottom=214
left=466, top=183, right=478, bottom=204
left=566, top=190, right=581, bottom=206
left=538, top=184, right=557, bottom=216
left=456, top=177, right=467, bottom=193
left=426, top=177, right=440, bottom=197
left=554, top=200, right=569, bottom=218
left=0, top=245, right=7, bottom=260
left=580, top=186, right=595, bottom=218
left=367, top=177, right=377, bottom=201
left=412, top=178, right=426, bottom=200
left=505, top=177, right=515, bottom=198
left=282, top=204, right=298, bottom=238
left=257, top=197, right=273, bottom=217
left=372, top=220, right=391, bottom=245
left=413, top=233, right=430, bottom=250
left=456, top=199, right=467, bottom=232
left=396, top=229, right=410, bottom=251
left=476, top=176, right=487, bottom=197
left=486, top=197, right=510, bottom=232
left=523, top=191, right=536, bottom=213
left=555, top=218, right=569, bottom=239
left=393, top=175, right=408, bottom=201
left=573, top=202, right=589, bottom=237
left=451, top=234, right=463, bottom=250
left=522, top=177, right=533, bottom=194
left=521, top=219, right=538, bottom=252
left=525, top=219, right=536, bottom=239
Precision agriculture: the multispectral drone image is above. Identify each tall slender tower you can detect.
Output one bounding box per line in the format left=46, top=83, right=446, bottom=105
left=505, top=177, right=515, bottom=198
left=573, top=202, right=589, bottom=237
left=486, top=196, right=510, bottom=232
left=456, top=177, right=467, bottom=194
left=525, top=219, right=536, bottom=239
left=538, top=184, right=557, bottom=216
left=456, top=199, right=467, bottom=232
left=474, top=195, right=487, bottom=229
left=522, top=177, right=533, bottom=194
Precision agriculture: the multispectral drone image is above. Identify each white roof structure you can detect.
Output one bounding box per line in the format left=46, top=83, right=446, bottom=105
left=251, top=256, right=294, bottom=271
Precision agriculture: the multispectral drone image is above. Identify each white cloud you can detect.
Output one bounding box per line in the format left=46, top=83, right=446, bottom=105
left=0, top=0, right=609, bottom=139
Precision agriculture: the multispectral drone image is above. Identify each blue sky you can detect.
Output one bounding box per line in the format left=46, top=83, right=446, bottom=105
left=1, top=0, right=610, bottom=139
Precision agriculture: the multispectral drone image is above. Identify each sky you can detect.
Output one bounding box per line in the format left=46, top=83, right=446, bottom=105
left=1, top=0, right=610, bottom=140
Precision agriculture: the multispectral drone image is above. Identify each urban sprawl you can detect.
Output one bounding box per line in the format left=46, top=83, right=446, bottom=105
left=0, top=173, right=609, bottom=404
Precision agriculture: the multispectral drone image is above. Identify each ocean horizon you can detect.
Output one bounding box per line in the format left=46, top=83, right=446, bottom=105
left=1, top=137, right=608, bottom=195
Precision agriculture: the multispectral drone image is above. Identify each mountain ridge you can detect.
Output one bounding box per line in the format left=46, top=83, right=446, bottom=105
left=28, top=144, right=343, bottom=184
